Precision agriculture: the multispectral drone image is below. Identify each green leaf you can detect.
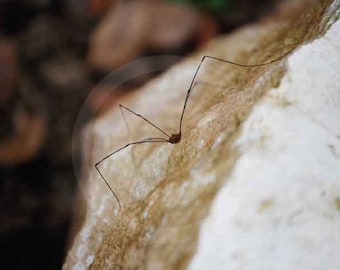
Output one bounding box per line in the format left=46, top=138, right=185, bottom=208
left=166, top=0, right=232, bottom=13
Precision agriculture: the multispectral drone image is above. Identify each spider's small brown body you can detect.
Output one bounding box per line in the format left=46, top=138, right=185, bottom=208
left=168, top=132, right=181, bottom=144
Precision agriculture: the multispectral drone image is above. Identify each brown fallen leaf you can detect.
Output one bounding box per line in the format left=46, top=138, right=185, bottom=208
left=0, top=37, right=17, bottom=105
left=0, top=109, right=46, bottom=166
left=87, top=0, right=219, bottom=71
left=87, top=1, right=149, bottom=70
left=87, top=0, right=117, bottom=16
left=147, top=1, right=200, bottom=50
left=195, top=13, right=219, bottom=47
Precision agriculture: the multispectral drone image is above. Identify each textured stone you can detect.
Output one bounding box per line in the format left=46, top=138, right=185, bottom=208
left=64, top=0, right=340, bottom=269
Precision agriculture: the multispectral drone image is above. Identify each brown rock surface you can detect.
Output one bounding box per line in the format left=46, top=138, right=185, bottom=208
left=64, top=0, right=339, bottom=269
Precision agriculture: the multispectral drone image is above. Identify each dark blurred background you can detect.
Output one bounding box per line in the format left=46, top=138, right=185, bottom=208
left=0, top=0, right=282, bottom=269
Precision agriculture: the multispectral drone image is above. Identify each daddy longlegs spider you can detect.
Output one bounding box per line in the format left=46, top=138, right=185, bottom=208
left=95, top=48, right=296, bottom=209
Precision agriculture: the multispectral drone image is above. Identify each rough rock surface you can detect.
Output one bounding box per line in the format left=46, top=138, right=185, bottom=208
left=64, top=0, right=340, bottom=269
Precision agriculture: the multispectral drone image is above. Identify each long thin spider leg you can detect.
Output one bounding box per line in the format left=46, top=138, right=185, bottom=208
left=204, top=47, right=294, bottom=68
left=119, top=103, right=134, bottom=142
left=178, top=47, right=296, bottom=133
left=95, top=137, right=169, bottom=208
left=95, top=165, right=122, bottom=208
left=120, top=104, right=170, bottom=138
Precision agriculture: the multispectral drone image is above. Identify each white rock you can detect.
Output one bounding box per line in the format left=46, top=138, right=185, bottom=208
left=190, top=17, right=340, bottom=270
